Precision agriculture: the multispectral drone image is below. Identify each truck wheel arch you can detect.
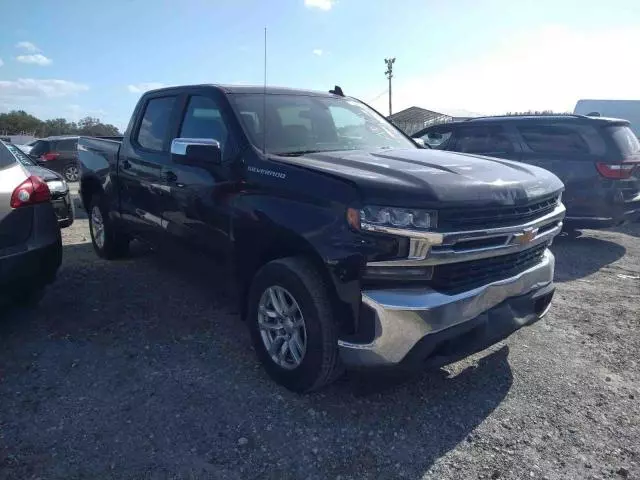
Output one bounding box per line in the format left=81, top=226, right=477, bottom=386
left=80, top=175, right=103, bottom=212
left=235, top=233, right=353, bottom=335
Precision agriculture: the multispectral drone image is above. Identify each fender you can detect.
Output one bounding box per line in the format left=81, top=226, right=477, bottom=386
left=230, top=160, right=398, bottom=334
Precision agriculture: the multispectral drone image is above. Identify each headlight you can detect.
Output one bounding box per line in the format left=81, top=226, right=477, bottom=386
left=358, top=206, right=436, bottom=231
left=557, top=192, right=563, bottom=205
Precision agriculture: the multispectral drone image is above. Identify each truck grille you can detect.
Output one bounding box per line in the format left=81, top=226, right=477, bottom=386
left=438, top=195, right=559, bottom=230
left=431, top=243, right=547, bottom=293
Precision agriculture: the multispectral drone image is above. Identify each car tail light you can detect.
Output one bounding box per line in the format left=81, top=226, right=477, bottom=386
left=595, top=162, right=639, bottom=179
left=40, top=152, right=60, bottom=161
left=10, top=176, right=51, bottom=208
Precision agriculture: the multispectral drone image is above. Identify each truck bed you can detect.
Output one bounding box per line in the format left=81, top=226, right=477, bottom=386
left=78, top=136, right=122, bottom=179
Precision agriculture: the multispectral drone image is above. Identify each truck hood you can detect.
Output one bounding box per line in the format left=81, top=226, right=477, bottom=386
left=274, top=148, right=564, bottom=207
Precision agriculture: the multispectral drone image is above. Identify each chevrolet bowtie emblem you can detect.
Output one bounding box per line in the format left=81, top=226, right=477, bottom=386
left=514, top=227, right=538, bottom=245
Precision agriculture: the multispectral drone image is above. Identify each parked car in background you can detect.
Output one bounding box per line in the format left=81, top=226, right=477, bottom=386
left=0, top=140, right=62, bottom=306
left=2, top=141, right=74, bottom=228
left=29, top=136, right=80, bottom=183
left=413, top=115, right=640, bottom=234
left=79, top=84, right=564, bottom=392
left=574, top=99, right=640, bottom=137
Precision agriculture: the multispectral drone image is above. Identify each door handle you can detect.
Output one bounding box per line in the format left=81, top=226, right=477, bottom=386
left=122, top=159, right=132, bottom=170
left=162, top=169, right=178, bottom=183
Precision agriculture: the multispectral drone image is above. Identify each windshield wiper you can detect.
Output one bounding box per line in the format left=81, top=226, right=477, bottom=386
left=273, top=149, right=330, bottom=157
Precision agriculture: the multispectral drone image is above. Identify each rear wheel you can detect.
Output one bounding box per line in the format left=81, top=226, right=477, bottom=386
left=88, top=193, right=130, bottom=259
left=63, top=164, right=80, bottom=183
left=247, top=257, right=343, bottom=392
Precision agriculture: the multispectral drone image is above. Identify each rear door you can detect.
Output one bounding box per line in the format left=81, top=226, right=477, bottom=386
left=514, top=122, right=607, bottom=216
left=117, top=94, right=179, bottom=243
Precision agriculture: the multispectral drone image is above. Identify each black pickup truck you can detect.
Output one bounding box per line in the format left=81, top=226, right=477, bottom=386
left=78, top=84, right=565, bottom=392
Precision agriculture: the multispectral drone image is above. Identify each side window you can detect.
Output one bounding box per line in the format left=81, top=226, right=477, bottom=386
left=454, top=127, right=514, bottom=154
left=420, top=127, right=453, bottom=148
left=517, top=124, right=600, bottom=155
left=136, top=96, right=177, bottom=152
left=179, top=95, right=234, bottom=161
left=30, top=140, right=50, bottom=157
left=56, top=139, right=77, bottom=151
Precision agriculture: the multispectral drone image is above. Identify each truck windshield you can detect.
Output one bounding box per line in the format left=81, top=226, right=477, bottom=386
left=229, top=94, right=415, bottom=155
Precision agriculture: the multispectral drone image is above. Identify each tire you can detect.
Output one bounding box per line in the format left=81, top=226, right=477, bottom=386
left=63, top=164, right=80, bottom=183
left=88, top=193, right=130, bottom=259
left=247, top=257, right=343, bottom=392
left=59, top=218, right=74, bottom=229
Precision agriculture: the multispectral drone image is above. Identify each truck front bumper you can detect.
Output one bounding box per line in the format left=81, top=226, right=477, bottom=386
left=338, top=249, right=555, bottom=369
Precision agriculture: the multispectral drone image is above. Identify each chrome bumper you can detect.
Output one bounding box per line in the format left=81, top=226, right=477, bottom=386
left=338, top=249, right=555, bottom=368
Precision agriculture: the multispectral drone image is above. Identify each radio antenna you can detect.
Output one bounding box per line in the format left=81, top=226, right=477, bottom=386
left=262, top=27, right=267, bottom=155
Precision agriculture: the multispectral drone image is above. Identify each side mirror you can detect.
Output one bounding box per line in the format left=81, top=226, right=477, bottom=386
left=171, top=138, right=222, bottom=165
left=413, top=137, right=426, bottom=148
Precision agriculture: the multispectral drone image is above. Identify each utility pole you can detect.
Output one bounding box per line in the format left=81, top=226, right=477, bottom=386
left=384, top=57, right=396, bottom=116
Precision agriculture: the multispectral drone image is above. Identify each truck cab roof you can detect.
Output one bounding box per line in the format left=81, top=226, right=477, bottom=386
left=145, top=84, right=343, bottom=98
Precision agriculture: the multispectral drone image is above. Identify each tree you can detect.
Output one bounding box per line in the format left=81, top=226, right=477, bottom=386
left=77, top=116, right=120, bottom=136
left=42, top=118, right=77, bottom=137
left=0, top=110, right=120, bottom=137
left=0, top=110, right=42, bottom=135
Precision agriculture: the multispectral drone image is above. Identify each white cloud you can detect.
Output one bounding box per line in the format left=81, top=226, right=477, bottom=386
left=0, top=79, right=89, bottom=100
left=127, top=82, right=166, bottom=93
left=16, top=41, right=40, bottom=53
left=365, top=26, right=640, bottom=116
left=0, top=58, right=3, bottom=67
left=304, top=0, right=334, bottom=11
left=313, top=49, right=323, bottom=56
left=16, top=54, right=53, bottom=66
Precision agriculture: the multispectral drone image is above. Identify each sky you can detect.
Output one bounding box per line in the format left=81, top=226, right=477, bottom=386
left=1, top=0, right=640, bottom=131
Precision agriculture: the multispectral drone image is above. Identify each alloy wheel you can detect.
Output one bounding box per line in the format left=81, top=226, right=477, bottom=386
left=257, top=286, right=307, bottom=370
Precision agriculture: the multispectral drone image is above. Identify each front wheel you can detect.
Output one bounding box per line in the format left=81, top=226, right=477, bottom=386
left=88, top=193, right=130, bottom=259
left=247, top=257, right=343, bottom=392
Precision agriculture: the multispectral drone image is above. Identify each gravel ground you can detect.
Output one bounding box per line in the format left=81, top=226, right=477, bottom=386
left=1, top=196, right=639, bottom=479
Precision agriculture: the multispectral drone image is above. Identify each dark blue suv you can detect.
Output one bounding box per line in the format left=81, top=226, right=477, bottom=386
left=412, top=115, right=640, bottom=234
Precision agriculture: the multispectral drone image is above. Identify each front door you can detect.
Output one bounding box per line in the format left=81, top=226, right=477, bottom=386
left=161, top=91, right=243, bottom=261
